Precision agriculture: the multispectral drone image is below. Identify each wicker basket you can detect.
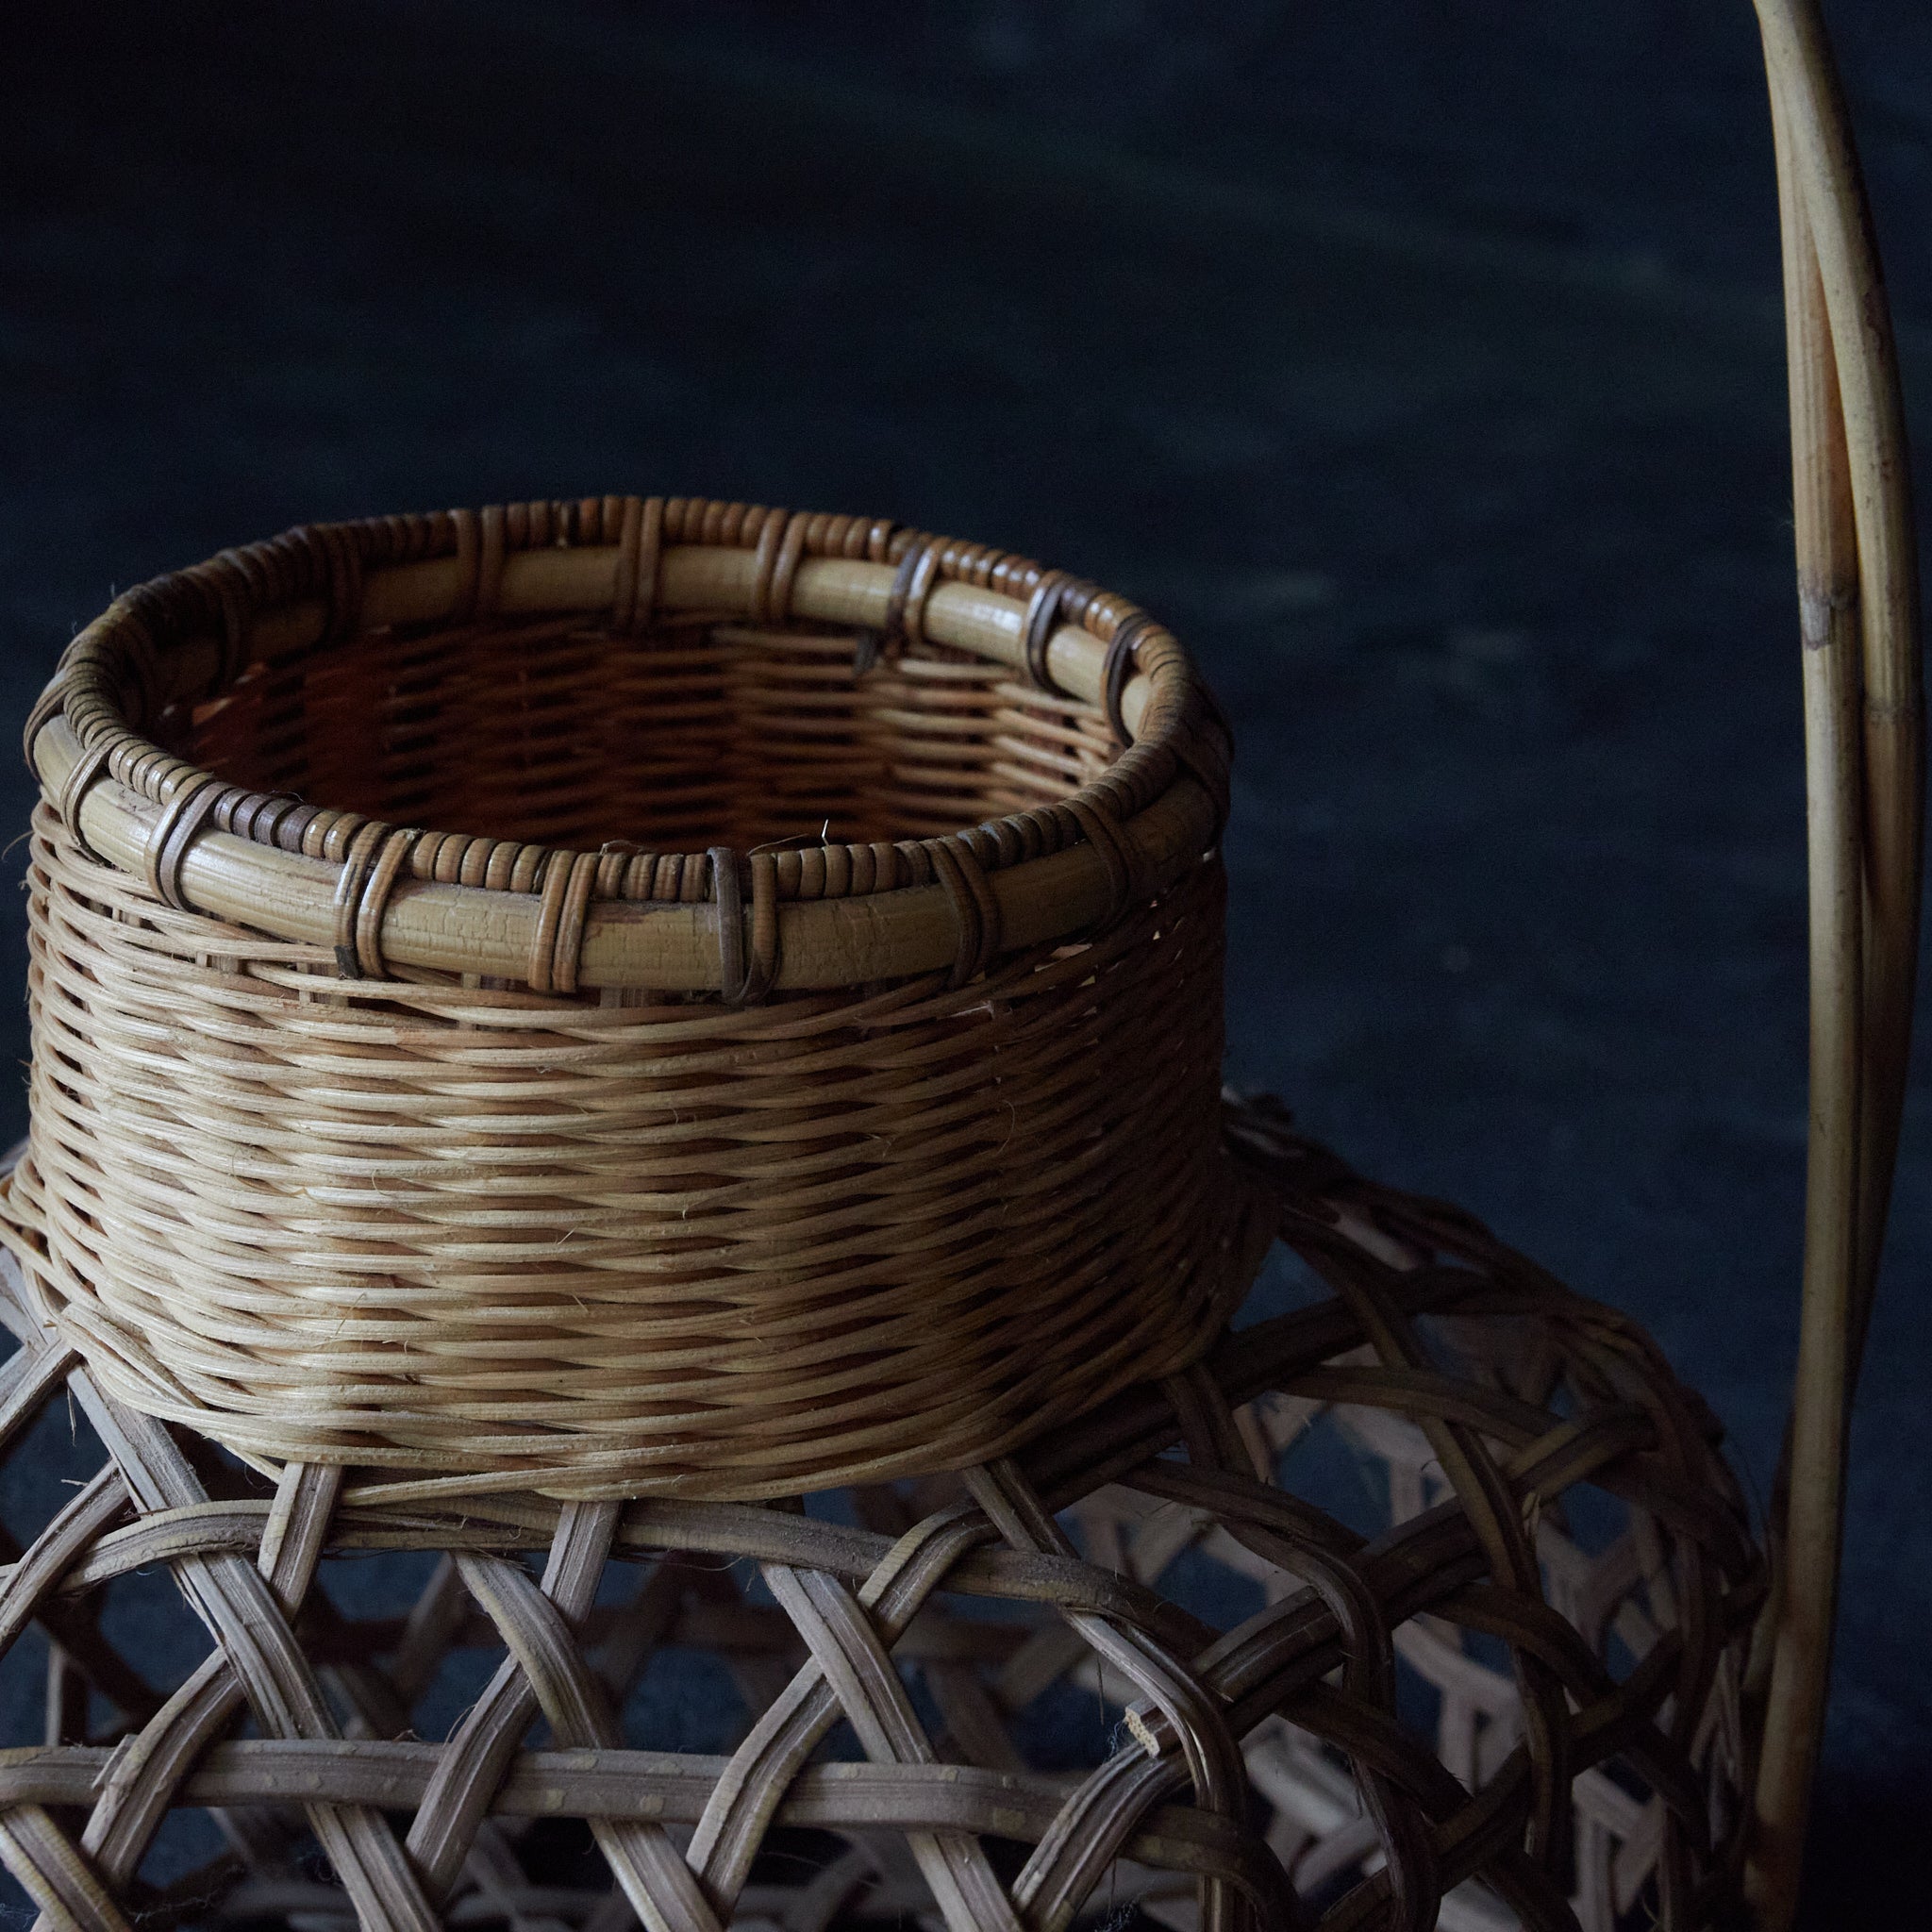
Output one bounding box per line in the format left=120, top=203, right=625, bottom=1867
left=1, top=497, right=1266, bottom=1498
left=0, top=3, right=1912, bottom=1927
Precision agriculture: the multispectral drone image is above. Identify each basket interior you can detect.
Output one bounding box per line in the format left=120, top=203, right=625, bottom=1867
left=165, top=613, right=1117, bottom=855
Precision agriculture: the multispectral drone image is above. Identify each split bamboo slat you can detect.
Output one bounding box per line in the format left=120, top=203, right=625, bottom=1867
left=0, top=1, right=1906, bottom=1927
left=1746, top=1, right=1922, bottom=1923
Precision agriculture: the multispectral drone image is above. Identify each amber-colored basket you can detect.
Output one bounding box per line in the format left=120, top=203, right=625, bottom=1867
left=0, top=4, right=1910, bottom=1930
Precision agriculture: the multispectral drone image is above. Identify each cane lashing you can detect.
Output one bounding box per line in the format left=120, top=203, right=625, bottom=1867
left=929, top=833, right=1003, bottom=990
left=54, top=741, right=113, bottom=868
left=884, top=532, right=944, bottom=660
left=0, top=1108, right=1760, bottom=1930
left=608, top=492, right=664, bottom=635
left=1022, top=569, right=1074, bottom=695
left=708, top=844, right=781, bottom=1007
left=525, top=847, right=603, bottom=997
left=142, top=773, right=225, bottom=913
left=1103, top=611, right=1158, bottom=749
left=330, top=823, right=426, bottom=979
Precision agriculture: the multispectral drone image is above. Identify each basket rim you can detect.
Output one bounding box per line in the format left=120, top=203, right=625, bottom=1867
left=25, top=496, right=1233, bottom=996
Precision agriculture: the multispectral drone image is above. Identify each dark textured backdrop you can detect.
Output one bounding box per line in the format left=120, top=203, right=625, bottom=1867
left=4, top=2, right=1929, bottom=1917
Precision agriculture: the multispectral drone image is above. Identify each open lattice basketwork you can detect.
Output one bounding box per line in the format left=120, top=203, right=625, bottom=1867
left=0, top=1104, right=1764, bottom=1932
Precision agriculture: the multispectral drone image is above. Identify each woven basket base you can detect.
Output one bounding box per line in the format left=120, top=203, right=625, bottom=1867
left=0, top=1098, right=1762, bottom=1931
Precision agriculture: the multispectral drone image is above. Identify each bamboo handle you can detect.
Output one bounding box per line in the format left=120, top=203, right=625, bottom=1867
left=1746, top=2, right=1923, bottom=1922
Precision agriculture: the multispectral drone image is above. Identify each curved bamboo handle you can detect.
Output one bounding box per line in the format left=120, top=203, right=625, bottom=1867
left=1747, top=2, right=1923, bottom=1921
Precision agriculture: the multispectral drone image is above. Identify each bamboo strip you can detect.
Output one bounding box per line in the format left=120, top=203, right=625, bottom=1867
left=1748, top=2, right=1924, bottom=1920
left=0, top=1107, right=1766, bottom=1928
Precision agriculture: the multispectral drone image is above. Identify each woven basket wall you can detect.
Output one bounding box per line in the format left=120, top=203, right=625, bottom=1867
left=1, top=497, right=1266, bottom=1499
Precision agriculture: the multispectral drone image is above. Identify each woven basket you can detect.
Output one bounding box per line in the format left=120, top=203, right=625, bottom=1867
left=1, top=497, right=1266, bottom=1498
left=0, top=6, right=1913, bottom=1926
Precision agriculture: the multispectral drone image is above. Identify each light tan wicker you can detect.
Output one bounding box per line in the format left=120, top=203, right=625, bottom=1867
left=0, top=1, right=1911, bottom=1928
left=4, top=498, right=1263, bottom=1498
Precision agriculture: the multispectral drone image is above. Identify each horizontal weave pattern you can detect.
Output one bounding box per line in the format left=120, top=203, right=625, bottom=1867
left=9, top=497, right=1256, bottom=1492
left=14, top=807, right=1259, bottom=1495
left=179, top=616, right=1117, bottom=858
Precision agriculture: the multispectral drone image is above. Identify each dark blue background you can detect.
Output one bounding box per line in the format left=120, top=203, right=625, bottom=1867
left=3, top=3, right=1927, bottom=1916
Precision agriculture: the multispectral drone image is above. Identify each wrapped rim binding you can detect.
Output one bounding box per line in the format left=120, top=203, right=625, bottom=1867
left=3, top=497, right=1268, bottom=1498
left=22, top=497, right=1236, bottom=1000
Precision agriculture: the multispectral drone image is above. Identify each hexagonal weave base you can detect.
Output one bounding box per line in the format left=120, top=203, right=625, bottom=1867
left=0, top=1097, right=1762, bottom=1931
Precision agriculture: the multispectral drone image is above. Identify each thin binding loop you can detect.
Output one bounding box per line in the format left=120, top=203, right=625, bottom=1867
left=334, top=824, right=424, bottom=979
left=448, top=508, right=481, bottom=624
left=312, top=523, right=366, bottom=647
left=143, top=773, right=226, bottom=912
left=927, top=834, right=1002, bottom=990
left=56, top=741, right=116, bottom=866
left=302, top=809, right=370, bottom=866
left=742, top=849, right=780, bottom=1001
left=102, top=598, right=166, bottom=733
left=1065, top=795, right=1139, bottom=929
left=708, top=846, right=780, bottom=1005
left=270, top=801, right=323, bottom=858
left=330, top=821, right=388, bottom=976
left=1172, top=698, right=1234, bottom=844
left=1022, top=570, right=1073, bottom=694
left=20, top=675, right=73, bottom=766
left=608, top=495, right=643, bottom=628
left=192, top=549, right=254, bottom=689
left=475, top=504, right=508, bottom=620
left=594, top=839, right=641, bottom=903
left=527, top=849, right=602, bottom=996
left=747, top=508, right=809, bottom=627
left=859, top=532, right=943, bottom=676
left=1102, top=612, right=1156, bottom=747
left=710, top=845, right=747, bottom=1003
left=765, top=509, right=811, bottom=627
left=611, top=496, right=666, bottom=634
left=223, top=789, right=303, bottom=846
